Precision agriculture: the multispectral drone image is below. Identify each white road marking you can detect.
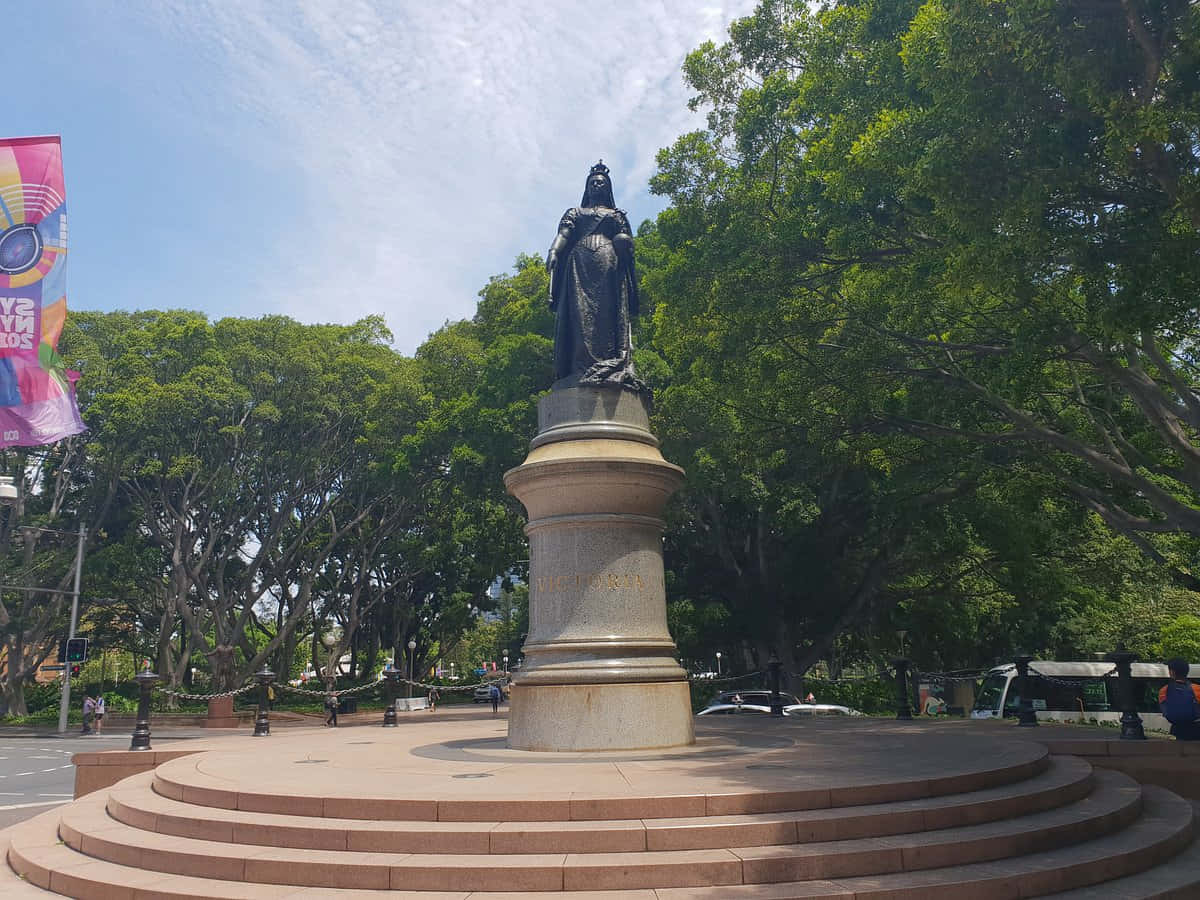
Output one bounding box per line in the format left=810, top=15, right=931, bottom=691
left=29, top=755, right=58, bottom=759
left=13, top=772, right=34, bottom=777
left=37, top=793, right=73, bottom=798
left=40, top=768, right=58, bottom=773
left=0, top=799, right=70, bottom=811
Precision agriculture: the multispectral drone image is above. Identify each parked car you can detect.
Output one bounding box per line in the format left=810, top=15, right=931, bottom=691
left=473, top=681, right=510, bottom=703
left=715, top=690, right=802, bottom=706
left=782, top=703, right=862, bottom=717
left=697, top=700, right=862, bottom=717
left=697, top=703, right=775, bottom=716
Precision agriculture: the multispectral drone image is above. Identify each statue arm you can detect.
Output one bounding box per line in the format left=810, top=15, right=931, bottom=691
left=547, top=209, right=577, bottom=310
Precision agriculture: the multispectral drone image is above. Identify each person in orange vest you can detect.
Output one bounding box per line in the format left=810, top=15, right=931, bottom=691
left=1158, top=658, right=1200, bottom=741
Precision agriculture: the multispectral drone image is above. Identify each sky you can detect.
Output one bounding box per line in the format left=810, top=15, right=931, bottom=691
left=6, top=1, right=756, bottom=355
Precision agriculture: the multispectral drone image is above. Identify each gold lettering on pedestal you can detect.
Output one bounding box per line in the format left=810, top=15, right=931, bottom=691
left=533, top=573, right=650, bottom=594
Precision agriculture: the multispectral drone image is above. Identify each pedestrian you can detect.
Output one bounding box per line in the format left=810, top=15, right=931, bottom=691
left=81, top=692, right=95, bottom=735
left=489, top=682, right=501, bottom=715
left=325, top=690, right=338, bottom=727
left=1159, top=657, right=1200, bottom=741
left=427, top=687, right=439, bottom=711
left=267, top=683, right=275, bottom=711
left=93, top=693, right=106, bottom=734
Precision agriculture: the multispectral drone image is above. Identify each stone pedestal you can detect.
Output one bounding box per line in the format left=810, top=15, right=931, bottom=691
left=503, top=386, right=694, bottom=751
left=204, top=696, right=238, bottom=728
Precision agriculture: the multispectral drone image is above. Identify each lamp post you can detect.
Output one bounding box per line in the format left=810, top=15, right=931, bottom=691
left=407, top=639, right=417, bottom=700
left=715, top=651, right=722, bottom=676
left=321, top=632, right=336, bottom=684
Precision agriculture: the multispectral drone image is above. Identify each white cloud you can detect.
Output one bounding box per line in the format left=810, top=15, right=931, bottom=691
left=131, top=0, right=757, bottom=352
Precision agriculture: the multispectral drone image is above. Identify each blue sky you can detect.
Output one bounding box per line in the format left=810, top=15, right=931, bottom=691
left=8, top=1, right=755, bottom=354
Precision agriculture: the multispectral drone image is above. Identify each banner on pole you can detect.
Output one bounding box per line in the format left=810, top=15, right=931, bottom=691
left=0, top=136, right=84, bottom=447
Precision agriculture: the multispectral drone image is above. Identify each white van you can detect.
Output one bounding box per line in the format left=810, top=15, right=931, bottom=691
left=971, top=660, right=1198, bottom=731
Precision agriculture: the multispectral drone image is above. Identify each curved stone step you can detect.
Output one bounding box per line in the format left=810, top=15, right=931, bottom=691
left=1042, top=806, right=1200, bottom=898
left=104, top=756, right=1094, bottom=855
left=0, top=835, right=53, bottom=897
left=149, top=740, right=1050, bottom=821
left=4, top=783, right=1193, bottom=898
left=48, top=769, right=1139, bottom=891
left=648, top=786, right=1195, bottom=899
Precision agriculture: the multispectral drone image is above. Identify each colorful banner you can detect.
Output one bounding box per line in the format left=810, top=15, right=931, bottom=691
left=0, top=136, right=84, bottom=447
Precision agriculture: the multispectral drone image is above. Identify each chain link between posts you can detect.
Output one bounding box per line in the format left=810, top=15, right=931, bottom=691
left=688, top=670, right=764, bottom=686
left=1027, top=664, right=1117, bottom=687
left=155, top=684, right=258, bottom=702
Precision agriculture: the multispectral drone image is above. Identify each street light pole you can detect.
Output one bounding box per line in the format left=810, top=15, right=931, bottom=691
left=57, top=523, right=86, bottom=735
left=715, top=651, right=722, bottom=676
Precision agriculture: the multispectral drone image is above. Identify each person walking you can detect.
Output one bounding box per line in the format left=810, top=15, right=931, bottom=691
left=93, top=693, right=106, bottom=734
left=80, top=692, right=95, bottom=735
left=427, top=687, right=439, bottom=712
left=488, top=682, right=501, bottom=715
left=324, top=690, right=338, bottom=727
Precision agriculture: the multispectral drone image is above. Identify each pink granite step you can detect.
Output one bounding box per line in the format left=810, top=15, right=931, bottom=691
left=147, top=739, right=1051, bottom=822
left=102, top=756, right=1093, bottom=855
left=4, top=785, right=1194, bottom=898
left=39, top=770, right=1140, bottom=891
left=651, top=786, right=1196, bottom=899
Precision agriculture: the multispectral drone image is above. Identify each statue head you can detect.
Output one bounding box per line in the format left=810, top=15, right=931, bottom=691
left=581, top=160, right=616, bottom=208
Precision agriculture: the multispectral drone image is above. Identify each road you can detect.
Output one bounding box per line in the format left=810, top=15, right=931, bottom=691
left=0, top=733, right=130, bottom=829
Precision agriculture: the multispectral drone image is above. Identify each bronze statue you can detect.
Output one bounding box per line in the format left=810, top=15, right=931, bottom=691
left=547, top=162, right=644, bottom=391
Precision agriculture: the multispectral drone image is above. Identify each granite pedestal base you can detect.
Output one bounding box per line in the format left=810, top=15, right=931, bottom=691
left=504, top=385, right=694, bottom=752
left=508, top=680, right=693, bottom=752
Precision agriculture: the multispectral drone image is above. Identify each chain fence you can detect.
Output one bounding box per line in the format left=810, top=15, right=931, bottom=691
left=1027, top=664, right=1116, bottom=687
left=687, top=670, right=764, bottom=686
left=155, top=684, right=257, bottom=702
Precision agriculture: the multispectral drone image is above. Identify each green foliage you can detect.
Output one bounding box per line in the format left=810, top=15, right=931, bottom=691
left=1157, top=615, right=1200, bottom=662
left=641, top=0, right=1200, bottom=676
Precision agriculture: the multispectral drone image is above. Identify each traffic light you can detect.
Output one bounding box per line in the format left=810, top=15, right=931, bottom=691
left=65, top=637, right=88, bottom=663
left=69, top=664, right=81, bottom=677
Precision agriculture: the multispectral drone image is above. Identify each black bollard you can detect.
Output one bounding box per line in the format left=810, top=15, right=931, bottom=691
left=768, top=653, right=784, bottom=717
left=1013, top=655, right=1039, bottom=727
left=252, top=665, right=275, bottom=737
left=129, top=668, right=160, bottom=751
left=1107, top=645, right=1146, bottom=740
left=382, top=667, right=399, bottom=727
left=892, top=658, right=913, bottom=720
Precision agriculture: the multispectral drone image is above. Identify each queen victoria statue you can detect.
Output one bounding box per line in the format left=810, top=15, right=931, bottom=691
left=546, top=161, right=645, bottom=392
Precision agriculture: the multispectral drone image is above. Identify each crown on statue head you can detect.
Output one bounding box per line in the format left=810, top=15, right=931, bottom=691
left=589, top=160, right=610, bottom=179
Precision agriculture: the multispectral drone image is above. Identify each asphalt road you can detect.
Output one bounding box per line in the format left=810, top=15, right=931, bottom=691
left=0, top=733, right=130, bottom=829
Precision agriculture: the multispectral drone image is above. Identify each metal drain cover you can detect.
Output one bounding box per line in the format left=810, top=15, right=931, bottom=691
left=294, top=759, right=329, bottom=764
left=452, top=772, right=493, bottom=779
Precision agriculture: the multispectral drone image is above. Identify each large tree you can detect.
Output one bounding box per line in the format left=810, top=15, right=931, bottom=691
left=644, top=0, right=1200, bottom=667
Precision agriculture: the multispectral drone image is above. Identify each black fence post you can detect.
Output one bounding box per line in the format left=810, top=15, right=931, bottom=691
left=383, top=667, right=399, bottom=727
left=252, top=666, right=275, bottom=737
left=892, top=658, right=913, bottom=720
left=1107, top=645, right=1146, bottom=741
left=1013, top=655, right=1039, bottom=727
left=768, top=653, right=783, bottom=717
left=129, top=668, right=160, bottom=751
